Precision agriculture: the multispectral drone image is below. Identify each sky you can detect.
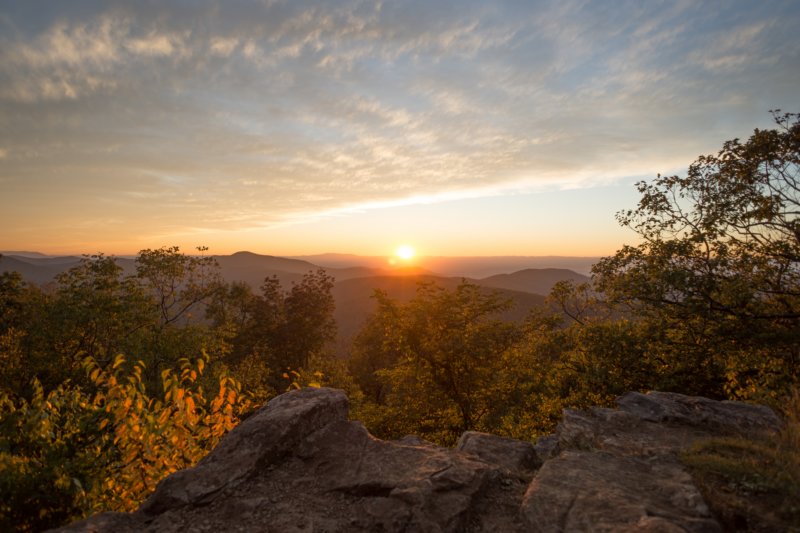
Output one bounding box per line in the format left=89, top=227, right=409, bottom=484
left=1, top=0, right=799, bottom=258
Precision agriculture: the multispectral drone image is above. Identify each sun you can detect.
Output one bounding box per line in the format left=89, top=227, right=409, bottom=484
left=395, top=245, right=416, bottom=261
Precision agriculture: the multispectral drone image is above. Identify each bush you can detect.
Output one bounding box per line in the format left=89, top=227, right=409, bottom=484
left=0, top=354, right=252, bottom=531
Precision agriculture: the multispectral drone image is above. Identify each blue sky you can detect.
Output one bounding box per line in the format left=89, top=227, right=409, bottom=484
left=0, top=0, right=798, bottom=257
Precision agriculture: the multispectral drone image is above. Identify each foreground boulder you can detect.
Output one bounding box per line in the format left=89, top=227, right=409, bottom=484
left=521, top=392, right=781, bottom=532
left=55, top=389, right=780, bottom=532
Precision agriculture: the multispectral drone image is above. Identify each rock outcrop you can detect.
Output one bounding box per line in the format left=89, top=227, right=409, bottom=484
left=55, top=389, right=781, bottom=533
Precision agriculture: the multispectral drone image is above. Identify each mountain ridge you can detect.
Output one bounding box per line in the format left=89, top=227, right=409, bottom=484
left=1, top=251, right=591, bottom=295
left=291, top=253, right=600, bottom=277
left=2, top=252, right=586, bottom=356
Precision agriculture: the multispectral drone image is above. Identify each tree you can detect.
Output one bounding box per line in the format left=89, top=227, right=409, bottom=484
left=134, top=246, right=227, bottom=388
left=593, top=111, right=800, bottom=400
left=0, top=355, right=251, bottom=531
left=280, top=269, right=337, bottom=372
left=135, top=246, right=222, bottom=328
left=0, top=270, right=30, bottom=333
left=0, top=256, right=157, bottom=394
left=349, top=291, right=405, bottom=404
left=0, top=272, right=46, bottom=395
left=352, top=281, right=523, bottom=444
left=50, top=255, right=153, bottom=369
left=216, top=269, right=337, bottom=394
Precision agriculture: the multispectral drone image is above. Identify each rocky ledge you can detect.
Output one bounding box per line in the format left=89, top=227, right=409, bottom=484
left=56, top=388, right=780, bottom=532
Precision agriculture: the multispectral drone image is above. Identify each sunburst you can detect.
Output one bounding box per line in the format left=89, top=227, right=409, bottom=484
left=395, top=245, right=415, bottom=260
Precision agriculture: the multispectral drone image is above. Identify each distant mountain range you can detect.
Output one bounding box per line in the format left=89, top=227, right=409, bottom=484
left=214, top=251, right=434, bottom=289
left=291, top=253, right=599, bottom=277
left=477, top=268, right=588, bottom=295
left=1, top=250, right=590, bottom=292
left=1, top=251, right=590, bottom=356
left=0, top=254, right=85, bottom=285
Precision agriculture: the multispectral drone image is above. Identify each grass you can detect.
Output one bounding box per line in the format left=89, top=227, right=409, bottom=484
left=682, top=388, right=800, bottom=532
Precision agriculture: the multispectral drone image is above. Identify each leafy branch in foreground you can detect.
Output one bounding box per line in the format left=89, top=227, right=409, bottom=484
left=0, top=353, right=252, bottom=532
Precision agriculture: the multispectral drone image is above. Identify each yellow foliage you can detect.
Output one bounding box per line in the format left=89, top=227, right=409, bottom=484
left=1, top=353, right=257, bottom=518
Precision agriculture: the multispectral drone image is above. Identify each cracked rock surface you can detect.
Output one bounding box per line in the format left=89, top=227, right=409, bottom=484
left=54, top=388, right=780, bottom=532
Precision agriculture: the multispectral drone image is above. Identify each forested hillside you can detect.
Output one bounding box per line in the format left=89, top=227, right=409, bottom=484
left=2, top=113, right=799, bottom=530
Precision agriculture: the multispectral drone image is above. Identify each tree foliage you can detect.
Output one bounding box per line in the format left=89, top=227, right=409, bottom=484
left=136, top=246, right=221, bottom=328
left=351, top=281, right=523, bottom=445
left=214, top=269, right=336, bottom=394
left=49, top=255, right=152, bottom=373
left=0, top=355, right=250, bottom=531
left=594, top=111, right=800, bottom=400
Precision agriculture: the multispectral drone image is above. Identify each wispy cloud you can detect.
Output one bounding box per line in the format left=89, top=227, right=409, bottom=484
left=0, top=0, right=798, bottom=251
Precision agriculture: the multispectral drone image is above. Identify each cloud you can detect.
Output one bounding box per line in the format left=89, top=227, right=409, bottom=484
left=12, top=17, right=121, bottom=67
left=209, top=36, right=239, bottom=57
left=0, top=14, right=195, bottom=102
left=0, top=0, right=798, bottom=245
left=126, top=33, right=178, bottom=56
left=689, top=22, right=770, bottom=72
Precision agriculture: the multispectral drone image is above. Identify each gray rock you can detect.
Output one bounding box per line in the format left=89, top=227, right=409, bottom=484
left=521, top=451, right=721, bottom=533
left=54, top=388, right=782, bottom=533
left=397, top=434, right=438, bottom=447
left=617, top=391, right=782, bottom=434
left=533, top=434, right=560, bottom=461
left=57, top=388, right=514, bottom=532
left=140, top=386, right=349, bottom=515
left=519, top=390, right=781, bottom=533
left=53, top=512, right=137, bottom=533
left=457, top=431, right=541, bottom=474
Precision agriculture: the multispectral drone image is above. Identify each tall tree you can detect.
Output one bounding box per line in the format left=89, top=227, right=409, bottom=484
left=280, top=269, right=337, bottom=372
left=135, top=246, right=222, bottom=328
left=0, top=271, right=47, bottom=395
left=219, top=269, right=336, bottom=393
left=50, top=255, right=153, bottom=368
left=593, top=111, right=800, bottom=399
left=350, top=291, right=405, bottom=404
left=353, top=281, right=522, bottom=444
left=134, top=247, right=227, bottom=387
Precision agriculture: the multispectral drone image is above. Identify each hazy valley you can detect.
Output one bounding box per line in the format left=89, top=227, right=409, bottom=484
left=0, top=250, right=589, bottom=356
